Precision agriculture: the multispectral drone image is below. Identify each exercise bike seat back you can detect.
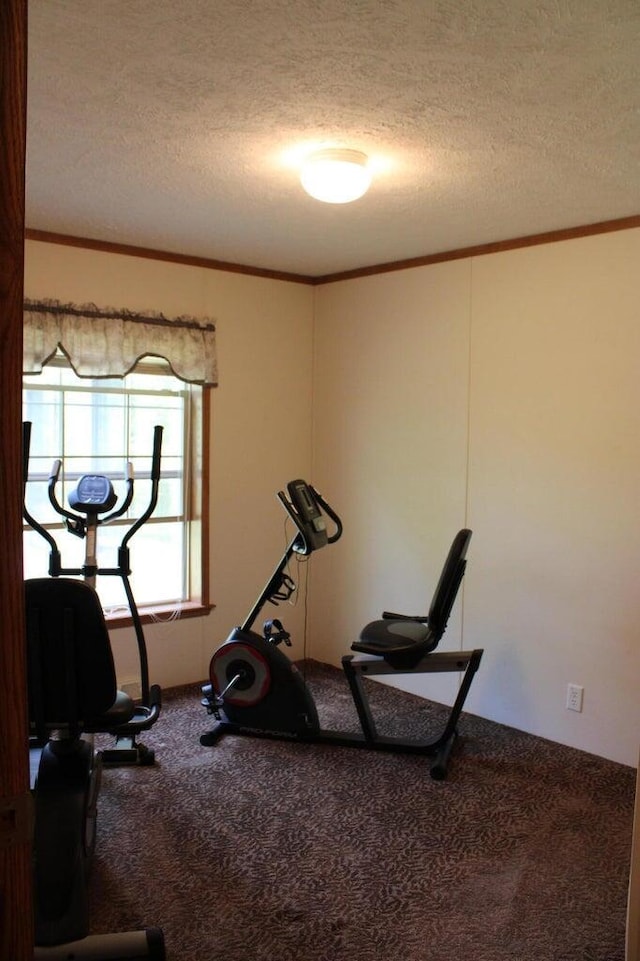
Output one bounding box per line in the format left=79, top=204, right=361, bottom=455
left=25, top=577, right=135, bottom=740
left=352, top=529, right=472, bottom=670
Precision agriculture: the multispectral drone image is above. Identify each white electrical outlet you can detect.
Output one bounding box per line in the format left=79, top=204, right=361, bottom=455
left=566, top=683, right=584, bottom=712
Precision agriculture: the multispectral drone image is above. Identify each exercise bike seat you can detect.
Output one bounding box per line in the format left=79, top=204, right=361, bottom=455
left=25, top=577, right=136, bottom=739
left=352, top=529, right=472, bottom=670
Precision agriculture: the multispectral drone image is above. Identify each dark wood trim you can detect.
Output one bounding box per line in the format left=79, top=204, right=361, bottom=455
left=312, top=215, right=640, bottom=284
left=25, top=228, right=316, bottom=286
left=26, top=215, right=640, bottom=288
left=0, top=1, right=33, bottom=958
left=201, top=385, right=211, bottom=610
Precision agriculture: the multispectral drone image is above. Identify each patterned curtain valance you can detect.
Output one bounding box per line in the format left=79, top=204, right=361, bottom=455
left=23, top=299, right=218, bottom=386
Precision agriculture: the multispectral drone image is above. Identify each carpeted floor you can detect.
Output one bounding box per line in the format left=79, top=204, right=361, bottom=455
left=90, top=661, right=635, bottom=961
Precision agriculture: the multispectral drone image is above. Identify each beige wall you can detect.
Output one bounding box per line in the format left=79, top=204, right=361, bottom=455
left=467, top=232, right=640, bottom=764
left=309, top=261, right=471, bottom=707
left=24, top=229, right=640, bottom=767
left=24, top=240, right=315, bottom=692
left=311, top=228, right=640, bottom=767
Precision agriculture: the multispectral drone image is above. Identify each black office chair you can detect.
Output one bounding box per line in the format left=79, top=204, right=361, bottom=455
left=26, top=577, right=165, bottom=959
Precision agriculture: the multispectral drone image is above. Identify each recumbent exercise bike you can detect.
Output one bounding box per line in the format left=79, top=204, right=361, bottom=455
left=23, top=422, right=165, bottom=959
left=201, top=479, right=483, bottom=780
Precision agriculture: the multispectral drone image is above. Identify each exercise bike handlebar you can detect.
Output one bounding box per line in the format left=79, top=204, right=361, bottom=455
left=311, top=485, right=343, bottom=545
left=241, top=480, right=342, bottom=632
left=277, top=480, right=343, bottom=557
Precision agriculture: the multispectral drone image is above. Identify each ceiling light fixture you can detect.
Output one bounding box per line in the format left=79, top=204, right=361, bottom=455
left=300, top=148, right=371, bottom=204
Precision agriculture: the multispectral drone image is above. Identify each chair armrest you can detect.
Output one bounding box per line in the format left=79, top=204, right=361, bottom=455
left=381, top=611, right=429, bottom=622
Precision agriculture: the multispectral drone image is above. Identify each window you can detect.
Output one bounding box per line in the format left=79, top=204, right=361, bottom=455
left=23, top=351, right=210, bottom=622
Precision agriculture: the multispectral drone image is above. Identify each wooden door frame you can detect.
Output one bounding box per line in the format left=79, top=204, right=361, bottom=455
left=0, top=1, right=32, bottom=958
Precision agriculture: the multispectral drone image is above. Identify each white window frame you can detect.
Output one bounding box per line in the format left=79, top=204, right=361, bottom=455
left=23, top=352, right=211, bottom=624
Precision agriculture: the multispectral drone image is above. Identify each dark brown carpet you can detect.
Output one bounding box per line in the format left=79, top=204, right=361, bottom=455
left=90, top=661, right=635, bottom=961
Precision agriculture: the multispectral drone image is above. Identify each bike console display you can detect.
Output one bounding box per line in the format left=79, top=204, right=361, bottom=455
left=278, top=479, right=343, bottom=555
left=287, top=479, right=328, bottom=552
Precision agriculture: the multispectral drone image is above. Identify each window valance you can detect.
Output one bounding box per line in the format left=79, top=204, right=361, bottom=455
left=23, top=299, right=218, bottom=386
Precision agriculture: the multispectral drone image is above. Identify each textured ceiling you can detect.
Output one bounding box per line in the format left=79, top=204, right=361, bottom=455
left=26, top=0, right=640, bottom=278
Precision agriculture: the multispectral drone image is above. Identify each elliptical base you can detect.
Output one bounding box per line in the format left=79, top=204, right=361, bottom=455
left=100, top=736, right=155, bottom=767
left=102, top=686, right=163, bottom=766
left=33, top=927, right=166, bottom=960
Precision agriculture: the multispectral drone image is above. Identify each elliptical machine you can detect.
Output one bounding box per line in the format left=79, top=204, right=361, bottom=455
left=23, top=422, right=164, bottom=765
left=23, top=422, right=166, bottom=960
left=201, top=479, right=483, bottom=780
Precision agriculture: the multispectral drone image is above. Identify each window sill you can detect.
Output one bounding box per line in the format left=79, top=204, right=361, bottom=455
left=105, top=600, right=214, bottom=629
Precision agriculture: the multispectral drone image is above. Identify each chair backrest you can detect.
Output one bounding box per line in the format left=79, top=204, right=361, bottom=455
left=427, top=529, right=472, bottom=641
left=25, top=577, right=118, bottom=738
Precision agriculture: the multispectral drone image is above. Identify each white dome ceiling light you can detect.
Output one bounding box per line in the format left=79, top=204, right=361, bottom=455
left=300, top=148, right=372, bottom=204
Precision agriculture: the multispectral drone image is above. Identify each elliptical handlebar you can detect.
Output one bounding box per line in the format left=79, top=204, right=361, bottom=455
left=23, top=423, right=62, bottom=567
left=101, top=461, right=134, bottom=524
left=47, top=457, right=86, bottom=533
left=22, top=420, right=31, bottom=495
left=121, top=425, right=164, bottom=550
left=23, top=421, right=164, bottom=574
left=151, top=423, right=163, bottom=481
